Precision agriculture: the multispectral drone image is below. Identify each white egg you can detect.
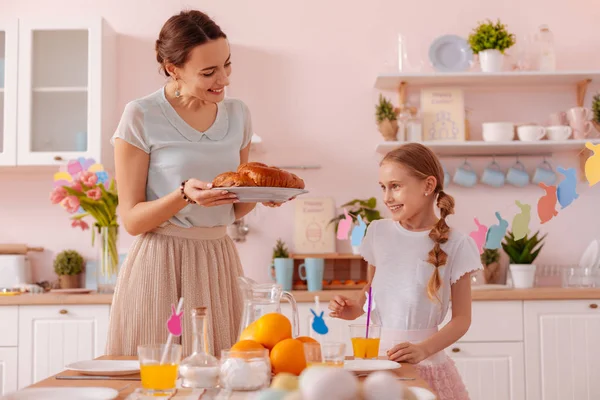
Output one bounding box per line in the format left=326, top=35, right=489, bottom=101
left=362, top=371, right=406, bottom=400
left=299, top=367, right=358, bottom=400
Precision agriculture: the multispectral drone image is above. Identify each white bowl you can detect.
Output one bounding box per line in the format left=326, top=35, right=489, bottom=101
left=482, top=122, right=515, bottom=142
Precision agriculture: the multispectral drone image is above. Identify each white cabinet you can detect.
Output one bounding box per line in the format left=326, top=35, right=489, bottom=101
left=0, top=18, right=18, bottom=166
left=0, top=17, right=116, bottom=167
left=447, top=342, right=525, bottom=400
left=0, top=347, right=18, bottom=395
left=524, top=300, right=600, bottom=400
left=17, top=305, right=110, bottom=388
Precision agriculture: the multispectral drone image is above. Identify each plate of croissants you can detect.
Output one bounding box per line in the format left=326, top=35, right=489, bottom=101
left=211, top=162, right=308, bottom=203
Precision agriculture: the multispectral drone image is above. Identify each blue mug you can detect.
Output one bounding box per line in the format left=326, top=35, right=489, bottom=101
left=453, top=161, right=477, bottom=187
left=532, top=160, right=557, bottom=186
left=270, top=258, right=294, bottom=291
left=442, top=165, right=451, bottom=187
left=298, top=258, right=324, bottom=292
left=481, top=161, right=505, bottom=187
left=506, top=161, right=530, bottom=187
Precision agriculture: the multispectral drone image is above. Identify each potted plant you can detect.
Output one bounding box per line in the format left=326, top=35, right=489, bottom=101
left=468, top=19, right=516, bottom=72
left=271, top=239, right=293, bottom=291
left=329, top=197, right=383, bottom=254
left=54, top=250, right=84, bottom=289
left=480, top=248, right=500, bottom=284
left=375, top=94, right=399, bottom=141
left=592, top=92, right=600, bottom=132
left=502, top=230, right=546, bottom=289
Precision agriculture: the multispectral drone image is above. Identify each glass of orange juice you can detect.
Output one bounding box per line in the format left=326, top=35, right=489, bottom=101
left=303, top=342, right=345, bottom=367
left=138, top=344, right=182, bottom=396
left=349, top=324, right=381, bottom=359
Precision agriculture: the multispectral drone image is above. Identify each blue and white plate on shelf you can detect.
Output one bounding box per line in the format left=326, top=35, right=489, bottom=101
left=428, top=34, right=473, bottom=72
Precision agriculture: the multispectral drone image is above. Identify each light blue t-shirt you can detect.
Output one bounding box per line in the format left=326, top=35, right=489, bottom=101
left=111, top=87, right=253, bottom=228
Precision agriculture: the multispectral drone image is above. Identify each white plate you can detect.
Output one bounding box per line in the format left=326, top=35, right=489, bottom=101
left=343, top=359, right=401, bottom=373
left=408, top=386, right=437, bottom=400
left=3, top=387, right=119, bottom=400
left=428, top=34, right=473, bottom=72
left=211, top=187, right=308, bottom=203
left=65, top=360, right=140, bottom=376
left=49, top=288, right=93, bottom=294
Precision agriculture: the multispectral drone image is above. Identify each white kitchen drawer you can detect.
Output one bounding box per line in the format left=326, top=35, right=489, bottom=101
left=0, top=306, right=18, bottom=346
left=442, top=301, right=523, bottom=342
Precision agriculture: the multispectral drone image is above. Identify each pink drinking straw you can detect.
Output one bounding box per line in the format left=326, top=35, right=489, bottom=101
left=365, top=287, right=372, bottom=338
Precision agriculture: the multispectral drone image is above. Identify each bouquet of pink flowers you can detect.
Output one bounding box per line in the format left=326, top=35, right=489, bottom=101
left=49, top=158, right=119, bottom=279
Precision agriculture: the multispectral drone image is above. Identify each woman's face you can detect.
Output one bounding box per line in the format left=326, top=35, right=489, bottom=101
left=171, top=37, right=232, bottom=103
left=378, top=161, right=435, bottom=222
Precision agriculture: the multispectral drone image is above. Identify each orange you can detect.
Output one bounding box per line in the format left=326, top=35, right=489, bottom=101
left=270, top=338, right=307, bottom=376
left=231, top=340, right=265, bottom=352
left=239, top=313, right=292, bottom=350
left=295, top=336, right=318, bottom=344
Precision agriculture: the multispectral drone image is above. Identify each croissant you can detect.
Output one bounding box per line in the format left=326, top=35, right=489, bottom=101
left=212, top=162, right=305, bottom=189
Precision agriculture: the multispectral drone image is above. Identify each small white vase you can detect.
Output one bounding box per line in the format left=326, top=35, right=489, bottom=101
left=479, top=49, right=504, bottom=73
left=509, top=264, right=536, bottom=289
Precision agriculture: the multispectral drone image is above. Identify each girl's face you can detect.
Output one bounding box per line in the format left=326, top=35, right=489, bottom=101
left=378, top=161, right=436, bottom=222
left=169, top=37, right=232, bottom=103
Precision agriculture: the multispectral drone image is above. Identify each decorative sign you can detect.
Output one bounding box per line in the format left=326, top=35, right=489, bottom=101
left=537, top=182, right=559, bottom=224
left=350, top=215, right=367, bottom=247
left=585, top=142, right=600, bottom=186
left=484, top=212, right=509, bottom=250
left=420, top=87, right=465, bottom=142
left=469, top=217, right=488, bottom=254
left=293, top=197, right=336, bottom=253
left=556, top=167, right=579, bottom=209
left=512, top=201, right=531, bottom=240
left=166, top=303, right=183, bottom=337
left=310, top=309, right=329, bottom=335
left=336, top=208, right=353, bottom=240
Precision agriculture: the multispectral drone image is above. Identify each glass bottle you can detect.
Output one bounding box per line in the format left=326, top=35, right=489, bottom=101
left=536, top=25, right=556, bottom=71
left=179, top=307, right=220, bottom=389
left=405, top=107, right=422, bottom=143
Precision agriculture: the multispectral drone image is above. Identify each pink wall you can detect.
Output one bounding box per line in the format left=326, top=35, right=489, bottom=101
left=1, top=0, right=599, bottom=284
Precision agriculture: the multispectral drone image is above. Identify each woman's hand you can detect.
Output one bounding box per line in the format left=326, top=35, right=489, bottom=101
left=262, top=196, right=297, bottom=208
left=183, top=179, right=239, bottom=207
left=386, top=342, right=430, bottom=364
left=328, top=295, right=362, bottom=320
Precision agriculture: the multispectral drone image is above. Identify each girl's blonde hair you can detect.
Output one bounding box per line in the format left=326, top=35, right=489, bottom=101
left=381, top=143, right=455, bottom=302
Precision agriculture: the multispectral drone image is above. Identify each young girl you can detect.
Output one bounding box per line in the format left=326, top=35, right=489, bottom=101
left=329, top=143, right=481, bottom=400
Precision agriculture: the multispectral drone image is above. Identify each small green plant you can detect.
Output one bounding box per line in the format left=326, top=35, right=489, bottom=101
left=53, top=250, right=84, bottom=276
left=329, top=197, right=383, bottom=231
left=502, top=230, right=546, bottom=264
left=272, top=239, right=289, bottom=260
left=480, top=248, right=500, bottom=266
left=468, top=19, right=516, bottom=54
left=592, top=92, right=600, bottom=124
left=375, top=94, right=397, bottom=124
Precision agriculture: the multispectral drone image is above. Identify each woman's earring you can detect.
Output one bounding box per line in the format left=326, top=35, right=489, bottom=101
left=174, top=79, right=181, bottom=98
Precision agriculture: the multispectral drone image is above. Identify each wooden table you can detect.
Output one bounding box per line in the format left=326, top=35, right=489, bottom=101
left=26, top=356, right=435, bottom=399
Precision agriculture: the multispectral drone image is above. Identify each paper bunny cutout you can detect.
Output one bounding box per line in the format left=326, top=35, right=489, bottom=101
left=350, top=215, right=367, bottom=246
left=512, top=200, right=531, bottom=240
left=484, top=212, right=508, bottom=250
left=310, top=309, right=329, bottom=335
left=556, top=167, right=579, bottom=209
left=537, top=182, right=559, bottom=224
left=336, top=208, right=353, bottom=240
left=469, top=217, right=488, bottom=254
left=585, top=142, right=600, bottom=187
left=166, top=304, right=184, bottom=337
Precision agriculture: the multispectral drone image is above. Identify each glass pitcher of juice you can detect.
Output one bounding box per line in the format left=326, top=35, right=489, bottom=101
left=237, top=276, right=299, bottom=339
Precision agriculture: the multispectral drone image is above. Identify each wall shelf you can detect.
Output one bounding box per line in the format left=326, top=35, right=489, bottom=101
left=375, top=139, right=600, bottom=157
left=374, top=70, right=600, bottom=91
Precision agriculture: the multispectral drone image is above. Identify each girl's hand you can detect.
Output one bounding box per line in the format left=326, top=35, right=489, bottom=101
left=386, top=342, right=430, bottom=364
left=328, top=295, right=361, bottom=320
left=184, top=179, right=239, bottom=207
left=262, top=196, right=297, bottom=208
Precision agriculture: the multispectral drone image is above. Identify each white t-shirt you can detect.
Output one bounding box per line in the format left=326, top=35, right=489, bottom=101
left=359, top=218, right=482, bottom=331
left=111, top=87, right=253, bottom=228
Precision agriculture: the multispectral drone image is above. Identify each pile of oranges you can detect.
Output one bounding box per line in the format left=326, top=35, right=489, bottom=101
left=231, top=312, right=318, bottom=376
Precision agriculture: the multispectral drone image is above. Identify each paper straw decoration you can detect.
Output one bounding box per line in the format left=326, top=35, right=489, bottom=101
left=161, top=297, right=184, bottom=364
left=365, top=287, right=372, bottom=338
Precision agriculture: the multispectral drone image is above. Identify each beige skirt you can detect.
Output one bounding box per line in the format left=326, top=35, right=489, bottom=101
left=105, top=224, right=244, bottom=358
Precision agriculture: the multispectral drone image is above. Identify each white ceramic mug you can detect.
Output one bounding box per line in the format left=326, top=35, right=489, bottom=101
left=517, top=125, right=546, bottom=141
left=545, top=125, right=572, bottom=141
left=482, top=122, right=515, bottom=142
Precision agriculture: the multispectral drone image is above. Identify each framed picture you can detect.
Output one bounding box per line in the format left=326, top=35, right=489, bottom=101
left=293, top=197, right=336, bottom=254
left=420, top=87, right=465, bottom=142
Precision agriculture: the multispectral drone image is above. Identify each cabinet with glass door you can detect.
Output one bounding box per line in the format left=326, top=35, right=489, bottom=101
left=0, top=19, right=17, bottom=166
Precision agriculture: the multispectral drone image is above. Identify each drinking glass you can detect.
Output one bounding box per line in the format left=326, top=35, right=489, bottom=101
left=138, top=344, right=182, bottom=397
left=303, top=342, right=346, bottom=367
left=349, top=324, right=381, bottom=359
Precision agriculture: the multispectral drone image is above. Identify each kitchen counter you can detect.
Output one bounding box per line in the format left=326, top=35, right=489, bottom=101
left=22, top=355, right=434, bottom=399
left=1, top=287, right=599, bottom=306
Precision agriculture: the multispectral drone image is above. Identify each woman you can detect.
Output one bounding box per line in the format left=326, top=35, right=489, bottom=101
left=106, top=9, right=280, bottom=357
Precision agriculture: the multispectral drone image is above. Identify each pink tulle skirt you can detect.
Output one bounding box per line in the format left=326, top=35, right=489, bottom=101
left=415, top=357, right=470, bottom=400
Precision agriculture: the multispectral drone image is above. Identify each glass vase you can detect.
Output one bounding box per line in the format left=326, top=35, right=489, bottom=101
left=95, top=225, right=120, bottom=293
